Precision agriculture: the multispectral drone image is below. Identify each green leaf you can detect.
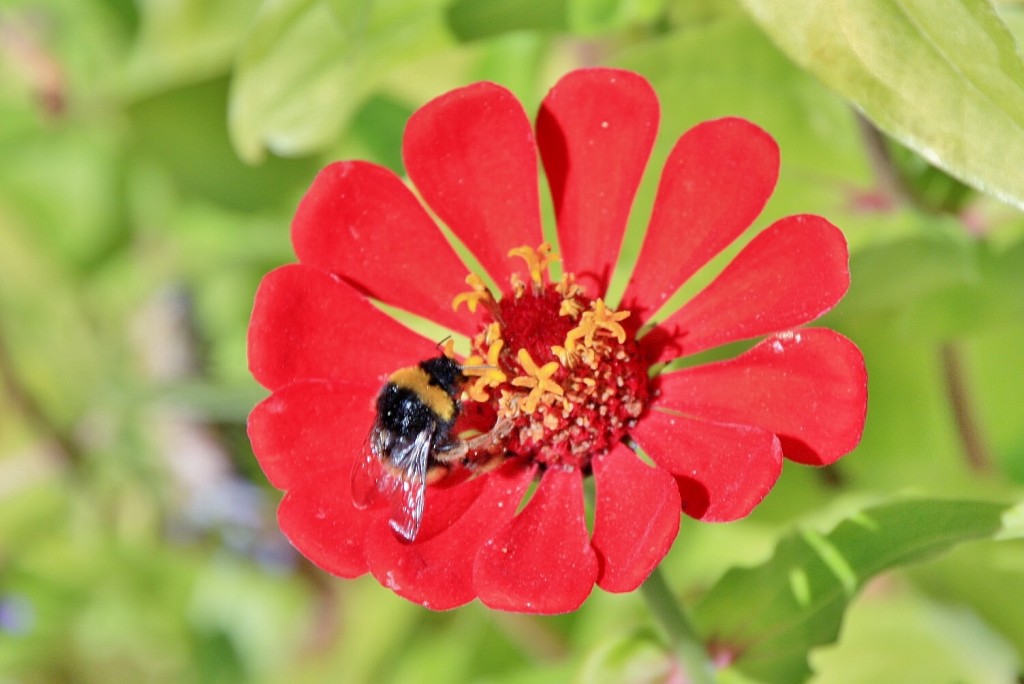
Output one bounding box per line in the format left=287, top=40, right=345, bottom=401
left=325, top=0, right=374, bottom=30
left=129, top=77, right=320, bottom=211
left=229, top=0, right=451, bottom=163
left=835, top=214, right=1024, bottom=339
left=567, top=0, right=667, bottom=35
left=739, top=0, right=1024, bottom=210
left=694, top=499, right=1016, bottom=683
left=123, top=0, right=262, bottom=95
left=896, top=236, right=1024, bottom=339
left=910, top=522, right=1024, bottom=662
left=1001, top=3, right=1024, bottom=45
left=345, top=94, right=415, bottom=173
left=0, top=126, right=125, bottom=267
left=446, top=0, right=568, bottom=40
left=838, top=213, right=978, bottom=318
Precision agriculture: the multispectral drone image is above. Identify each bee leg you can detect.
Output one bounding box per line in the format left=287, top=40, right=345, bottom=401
left=468, top=415, right=513, bottom=447
left=458, top=417, right=515, bottom=472
left=434, top=441, right=468, bottom=463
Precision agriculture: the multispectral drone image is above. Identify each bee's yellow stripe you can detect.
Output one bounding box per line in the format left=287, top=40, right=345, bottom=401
left=388, top=367, right=457, bottom=421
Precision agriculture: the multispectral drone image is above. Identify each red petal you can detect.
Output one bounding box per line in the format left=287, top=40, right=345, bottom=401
left=620, top=118, right=779, bottom=319
left=277, top=470, right=374, bottom=579
left=403, top=82, right=544, bottom=287
left=632, top=413, right=783, bottom=521
left=365, top=460, right=534, bottom=611
left=291, top=161, right=477, bottom=335
left=474, top=467, right=598, bottom=613
left=248, top=264, right=438, bottom=390
left=653, top=329, right=867, bottom=465
left=643, top=214, right=850, bottom=363
left=591, top=443, right=680, bottom=592
left=248, top=380, right=376, bottom=490
left=251, top=380, right=380, bottom=578
left=537, top=68, right=658, bottom=297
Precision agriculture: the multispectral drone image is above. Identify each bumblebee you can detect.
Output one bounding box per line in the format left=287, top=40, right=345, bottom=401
left=352, top=355, right=473, bottom=542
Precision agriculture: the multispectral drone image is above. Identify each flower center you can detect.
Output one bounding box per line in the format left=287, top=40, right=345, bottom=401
left=454, top=244, right=649, bottom=471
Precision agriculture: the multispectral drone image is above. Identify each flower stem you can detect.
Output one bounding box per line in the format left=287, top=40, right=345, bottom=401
left=855, top=112, right=918, bottom=207
left=0, top=319, right=81, bottom=466
left=940, top=342, right=993, bottom=473
left=641, top=567, right=716, bottom=684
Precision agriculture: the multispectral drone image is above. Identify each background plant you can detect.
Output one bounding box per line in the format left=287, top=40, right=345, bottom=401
left=1, top=1, right=1023, bottom=682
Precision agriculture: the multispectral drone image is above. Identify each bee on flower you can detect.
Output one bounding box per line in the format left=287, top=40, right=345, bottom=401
left=247, top=68, right=867, bottom=614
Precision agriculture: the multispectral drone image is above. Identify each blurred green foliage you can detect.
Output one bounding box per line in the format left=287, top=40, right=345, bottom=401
left=1, top=1, right=1023, bottom=683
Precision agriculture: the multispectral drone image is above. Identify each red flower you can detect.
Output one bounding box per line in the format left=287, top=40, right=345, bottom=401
left=247, top=68, right=867, bottom=613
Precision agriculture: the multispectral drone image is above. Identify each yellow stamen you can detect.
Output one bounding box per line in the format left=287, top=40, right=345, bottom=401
left=555, top=273, right=581, bottom=299
left=511, top=348, right=564, bottom=413
left=462, top=340, right=507, bottom=402
left=559, top=297, right=583, bottom=318
left=497, top=389, right=522, bottom=418
left=563, top=321, right=591, bottom=350
left=452, top=273, right=492, bottom=313
left=508, top=243, right=559, bottom=287
left=551, top=344, right=574, bottom=367
left=484, top=322, right=503, bottom=346
left=564, top=298, right=631, bottom=349
left=464, top=382, right=490, bottom=403
left=590, top=299, right=630, bottom=342
left=510, top=273, right=527, bottom=299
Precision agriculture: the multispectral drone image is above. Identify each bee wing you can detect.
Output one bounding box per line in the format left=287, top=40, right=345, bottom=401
left=350, top=427, right=386, bottom=510
left=378, top=429, right=431, bottom=542
left=350, top=422, right=432, bottom=541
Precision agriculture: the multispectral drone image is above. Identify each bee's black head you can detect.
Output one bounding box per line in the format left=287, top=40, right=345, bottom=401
left=418, top=355, right=464, bottom=397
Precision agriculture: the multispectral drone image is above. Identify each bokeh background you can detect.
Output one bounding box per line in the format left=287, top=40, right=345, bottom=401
left=1, top=1, right=1023, bottom=683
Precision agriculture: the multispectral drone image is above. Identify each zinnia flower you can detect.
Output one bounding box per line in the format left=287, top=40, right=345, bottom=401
left=247, top=68, right=867, bottom=613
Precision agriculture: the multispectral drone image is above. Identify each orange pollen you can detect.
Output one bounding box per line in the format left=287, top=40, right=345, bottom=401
left=456, top=244, right=649, bottom=471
